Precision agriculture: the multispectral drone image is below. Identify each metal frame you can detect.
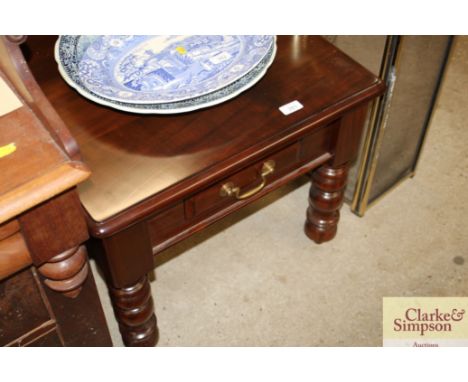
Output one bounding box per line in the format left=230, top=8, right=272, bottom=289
left=350, top=36, right=399, bottom=216
left=350, top=36, right=453, bottom=216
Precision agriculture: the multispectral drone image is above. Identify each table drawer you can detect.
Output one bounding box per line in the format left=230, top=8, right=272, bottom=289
left=189, top=143, right=300, bottom=218
left=147, top=123, right=336, bottom=251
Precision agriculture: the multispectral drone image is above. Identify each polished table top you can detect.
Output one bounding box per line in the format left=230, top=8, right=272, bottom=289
left=26, top=36, right=382, bottom=229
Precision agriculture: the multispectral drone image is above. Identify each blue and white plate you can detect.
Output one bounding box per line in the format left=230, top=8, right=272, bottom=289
left=56, top=39, right=276, bottom=114
left=56, top=35, right=275, bottom=108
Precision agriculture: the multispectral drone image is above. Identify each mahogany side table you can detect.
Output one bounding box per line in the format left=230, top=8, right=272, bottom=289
left=22, top=36, right=385, bottom=346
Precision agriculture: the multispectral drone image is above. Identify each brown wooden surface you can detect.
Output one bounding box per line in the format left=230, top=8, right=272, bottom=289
left=38, top=245, right=89, bottom=298
left=145, top=122, right=337, bottom=254
left=0, top=43, right=112, bottom=346
left=150, top=152, right=332, bottom=255
left=18, top=190, right=88, bottom=265
left=24, top=36, right=384, bottom=237
left=0, top=268, right=51, bottom=346
left=25, top=329, right=63, bottom=346
left=305, top=163, right=349, bottom=243
left=109, top=275, right=157, bottom=347
left=0, top=37, right=81, bottom=159
left=22, top=36, right=384, bottom=346
left=0, top=220, right=20, bottom=241
left=40, top=267, right=113, bottom=346
left=331, top=103, right=369, bottom=166
left=18, top=190, right=92, bottom=297
left=0, top=72, right=90, bottom=224
left=0, top=266, right=112, bottom=346
left=0, top=231, right=32, bottom=280
left=100, top=222, right=154, bottom=287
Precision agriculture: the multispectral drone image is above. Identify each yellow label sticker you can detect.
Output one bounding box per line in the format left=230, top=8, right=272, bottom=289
left=175, top=46, right=187, bottom=55
left=0, top=142, right=16, bottom=158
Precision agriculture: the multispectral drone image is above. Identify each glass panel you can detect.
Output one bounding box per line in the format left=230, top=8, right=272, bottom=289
left=369, top=36, right=451, bottom=203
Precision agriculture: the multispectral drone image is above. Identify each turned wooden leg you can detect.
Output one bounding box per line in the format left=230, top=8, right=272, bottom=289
left=19, top=190, right=91, bottom=298
left=109, top=275, right=158, bottom=347
left=305, top=163, right=349, bottom=244
left=94, top=222, right=158, bottom=346
left=37, top=245, right=89, bottom=298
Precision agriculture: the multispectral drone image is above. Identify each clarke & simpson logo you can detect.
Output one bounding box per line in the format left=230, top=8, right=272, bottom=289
left=393, top=307, right=465, bottom=335
left=383, top=297, right=468, bottom=347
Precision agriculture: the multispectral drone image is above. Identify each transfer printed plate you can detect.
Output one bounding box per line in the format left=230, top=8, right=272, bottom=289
left=56, top=35, right=275, bottom=104
left=55, top=36, right=276, bottom=114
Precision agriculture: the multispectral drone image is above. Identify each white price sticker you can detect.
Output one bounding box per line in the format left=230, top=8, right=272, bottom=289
left=278, top=100, right=304, bottom=116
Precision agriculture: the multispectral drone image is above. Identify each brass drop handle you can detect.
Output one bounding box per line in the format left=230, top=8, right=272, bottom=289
left=220, top=160, right=276, bottom=200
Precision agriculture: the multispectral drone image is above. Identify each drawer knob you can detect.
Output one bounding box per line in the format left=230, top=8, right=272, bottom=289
left=220, top=160, right=276, bottom=200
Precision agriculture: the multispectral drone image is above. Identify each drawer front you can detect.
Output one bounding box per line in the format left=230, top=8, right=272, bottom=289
left=147, top=122, right=336, bottom=252
left=190, top=143, right=300, bottom=218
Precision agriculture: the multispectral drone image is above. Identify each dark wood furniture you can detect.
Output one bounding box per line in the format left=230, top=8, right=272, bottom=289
left=0, top=37, right=112, bottom=346
left=21, top=36, right=384, bottom=346
left=0, top=264, right=112, bottom=346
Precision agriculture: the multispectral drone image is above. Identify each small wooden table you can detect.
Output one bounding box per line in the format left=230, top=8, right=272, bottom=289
left=24, top=36, right=384, bottom=346
left=0, top=38, right=111, bottom=346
